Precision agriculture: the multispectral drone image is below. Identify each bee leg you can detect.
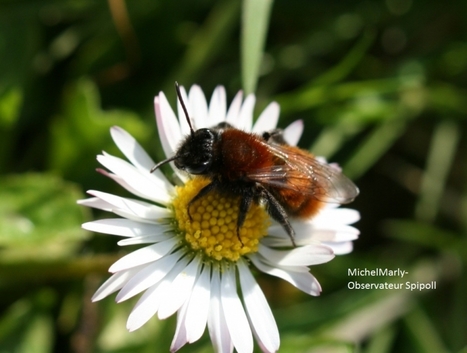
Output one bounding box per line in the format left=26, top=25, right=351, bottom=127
left=258, top=185, right=297, bottom=247
left=187, top=180, right=218, bottom=221
left=236, top=193, right=254, bottom=246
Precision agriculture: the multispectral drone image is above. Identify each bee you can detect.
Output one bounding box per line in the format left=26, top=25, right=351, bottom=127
left=151, top=83, right=359, bottom=246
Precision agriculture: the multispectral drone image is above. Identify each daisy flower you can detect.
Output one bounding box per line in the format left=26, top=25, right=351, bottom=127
left=79, top=84, right=360, bottom=353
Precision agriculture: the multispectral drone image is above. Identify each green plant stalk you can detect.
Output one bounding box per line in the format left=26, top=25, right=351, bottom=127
left=241, top=0, right=274, bottom=94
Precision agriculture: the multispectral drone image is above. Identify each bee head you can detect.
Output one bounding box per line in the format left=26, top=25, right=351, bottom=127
left=174, top=128, right=216, bottom=174
left=150, top=82, right=218, bottom=175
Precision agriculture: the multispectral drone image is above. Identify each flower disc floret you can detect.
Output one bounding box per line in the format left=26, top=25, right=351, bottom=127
left=172, top=177, right=270, bottom=261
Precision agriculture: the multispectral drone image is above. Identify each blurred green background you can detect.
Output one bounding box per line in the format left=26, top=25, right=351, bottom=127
left=1, top=0, right=466, bottom=352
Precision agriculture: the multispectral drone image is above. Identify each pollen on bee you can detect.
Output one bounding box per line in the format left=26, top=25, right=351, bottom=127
left=172, top=177, right=270, bottom=262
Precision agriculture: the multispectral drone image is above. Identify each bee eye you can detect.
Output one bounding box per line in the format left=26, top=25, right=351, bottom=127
left=185, top=160, right=211, bottom=174
left=175, top=156, right=211, bottom=174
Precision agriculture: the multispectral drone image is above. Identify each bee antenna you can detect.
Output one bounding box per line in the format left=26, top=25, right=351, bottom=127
left=175, top=82, right=195, bottom=135
left=150, top=155, right=178, bottom=173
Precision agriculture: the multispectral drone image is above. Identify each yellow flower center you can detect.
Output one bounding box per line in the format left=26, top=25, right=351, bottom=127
left=172, top=177, right=270, bottom=262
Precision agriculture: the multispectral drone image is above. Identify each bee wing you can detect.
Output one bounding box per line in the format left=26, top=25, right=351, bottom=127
left=247, top=143, right=359, bottom=204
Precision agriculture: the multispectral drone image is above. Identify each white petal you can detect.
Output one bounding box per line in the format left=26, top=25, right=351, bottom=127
left=252, top=102, right=280, bottom=133
left=258, top=243, right=335, bottom=266
left=110, top=126, right=153, bottom=170
left=126, top=258, right=188, bottom=331
left=97, top=153, right=172, bottom=204
left=110, top=126, right=174, bottom=191
left=288, top=222, right=360, bottom=243
left=249, top=254, right=322, bottom=296
left=92, top=265, right=144, bottom=301
left=283, top=120, right=304, bottom=146
left=312, top=227, right=359, bottom=243
left=155, top=92, right=182, bottom=158
left=236, top=94, right=255, bottom=131
left=238, top=260, right=279, bottom=353
left=158, top=256, right=201, bottom=320
left=97, top=168, right=169, bottom=205
left=188, top=85, right=209, bottom=129
left=116, top=251, right=182, bottom=302
left=117, top=234, right=169, bottom=246
left=111, top=209, right=164, bottom=224
left=208, top=268, right=234, bottom=353
left=208, top=86, right=227, bottom=126
left=171, top=300, right=189, bottom=352
left=169, top=263, right=211, bottom=352
left=313, top=208, right=361, bottom=225
left=82, top=218, right=165, bottom=237
left=127, top=281, right=165, bottom=331
left=322, top=241, right=354, bottom=255
left=184, top=263, right=211, bottom=343
left=225, top=91, right=243, bottom=128
left=221, top=267, right=253, bottom=353
left=109, top=238, right=177, bottom=272
left=155, top=93, right=188, bottom=182
left=77, top=197, right=113, bottom=212
left=87, top=190, right=170, bottom=221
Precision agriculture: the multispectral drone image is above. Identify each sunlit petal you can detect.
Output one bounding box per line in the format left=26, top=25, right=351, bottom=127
left=238, top=260, right=279, bottom=353
left=252, top=102, right=280, bottom=133
left=221, top=267, right=253, bottom=353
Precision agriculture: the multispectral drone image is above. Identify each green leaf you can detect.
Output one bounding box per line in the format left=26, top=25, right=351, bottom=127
left=383, top=219, right=464, bottom=254
left=0, top=86, right=23, bottom=171
left=0, top=86, right=23, bottom=128
left=364, top=325, right=397, bottom=353
left=48, top=78, right=149, bottom=179
left=404, top=306, right=450, bottom=353
left=343, top=118, right=408, bottom=179
left=312, top=30, right=376, bottom=86
left=415, top=120, right=461, bottom=222
left=241, top=0, right=274, bottom=94
left=0, top=173, right=90, bottom=261
left=165, top=0, right=240, bottom=91
left=279, top=336, right=357, bottom=353
left=276, top=78, right=403, bottom=115
left=0, top=291, right=55, bottom=353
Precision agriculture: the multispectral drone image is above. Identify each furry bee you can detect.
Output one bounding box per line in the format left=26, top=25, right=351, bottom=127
left=151, top=83, right=359, bottom=246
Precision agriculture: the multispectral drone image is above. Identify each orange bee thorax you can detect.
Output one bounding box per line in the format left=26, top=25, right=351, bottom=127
left=218, top=129, right=272, bottom=180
